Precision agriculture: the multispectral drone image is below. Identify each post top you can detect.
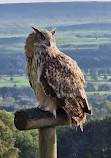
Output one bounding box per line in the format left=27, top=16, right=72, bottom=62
left=14, top=108, right=71, bottom=130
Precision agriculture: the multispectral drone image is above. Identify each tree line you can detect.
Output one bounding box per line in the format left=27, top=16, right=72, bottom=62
left=0, top=110, right=111, bottom=158
left=0, top=87, right=111, bottom=119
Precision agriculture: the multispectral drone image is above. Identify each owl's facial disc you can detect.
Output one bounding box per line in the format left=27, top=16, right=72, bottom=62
left=31, top=26, right=55, bottom=48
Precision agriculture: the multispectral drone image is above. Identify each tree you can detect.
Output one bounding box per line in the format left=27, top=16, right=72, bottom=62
left=0, top=110, right=39, bottom=158
left=108, top=78, right=111, bottom=82
left=90, top=69, right=98, bottom=81
left=104, top=74, right=107, bottom=80
left=98, top=84, right=111, bottom=91
left=107, top=95, right=111, bottom=102
left=58, top=115, right=111, bottom=158
left=10, top=77, right=14, bottom=82
left=0, top=119, right=19, bottom=158
left=85, top=83, right=95, bottom=92
left=15, top=131, right=38, bottom=158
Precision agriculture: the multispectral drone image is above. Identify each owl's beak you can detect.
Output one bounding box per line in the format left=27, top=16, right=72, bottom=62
left=46, top=42, right=51, bottom=47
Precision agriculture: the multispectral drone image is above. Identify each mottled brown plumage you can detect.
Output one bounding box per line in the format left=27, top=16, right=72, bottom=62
left=25, top=27, right=92, bottom=130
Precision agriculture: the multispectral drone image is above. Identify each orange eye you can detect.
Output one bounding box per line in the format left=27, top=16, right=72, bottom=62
left=40, top=36, right=45, bottom=40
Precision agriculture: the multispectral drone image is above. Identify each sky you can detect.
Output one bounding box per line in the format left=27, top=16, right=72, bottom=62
left=0, top=0, right=111, bottom=4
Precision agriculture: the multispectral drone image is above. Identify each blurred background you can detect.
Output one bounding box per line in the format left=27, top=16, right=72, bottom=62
left=0, top=1, right=111, bottom=158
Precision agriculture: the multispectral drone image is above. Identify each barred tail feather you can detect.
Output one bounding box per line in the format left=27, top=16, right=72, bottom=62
left=63, top=97, right=92, bottom=131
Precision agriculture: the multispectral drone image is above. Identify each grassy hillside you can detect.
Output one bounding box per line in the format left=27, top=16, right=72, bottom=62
left=0, top=2, right=111, bottom=23
left=0, top=2, right=111, bottom=74
left=0, top=2, right=111, bottom=117
left=0, top=2, right=111, bottom=70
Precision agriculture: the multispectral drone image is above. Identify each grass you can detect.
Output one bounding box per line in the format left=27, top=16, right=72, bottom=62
left=88, top=81, right=111, bottom=85
left=0, top=75, right=29, bottom=87
left=87, top=91, right=111, bottom=95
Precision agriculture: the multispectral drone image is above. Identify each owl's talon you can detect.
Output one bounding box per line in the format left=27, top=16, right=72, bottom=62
left=44, top=107, right=50, bottom=112
left=37, top=105, right=43, bottom=110
left=53, top=110, right=56, bottom=118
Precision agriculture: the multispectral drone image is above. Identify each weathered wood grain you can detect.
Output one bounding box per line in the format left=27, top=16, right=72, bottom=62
left=14, top=107, right=71, bottom=130
left=39, top=127, right=57, bottom=158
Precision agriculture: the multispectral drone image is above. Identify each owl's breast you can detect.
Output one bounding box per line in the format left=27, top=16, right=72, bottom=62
left=26, top=53, right=57, bottom=112
left=27, top=54, right=43, bottom=91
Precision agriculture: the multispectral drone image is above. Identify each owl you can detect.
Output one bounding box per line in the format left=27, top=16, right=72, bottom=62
left=25, top=26, right=92, bottom=130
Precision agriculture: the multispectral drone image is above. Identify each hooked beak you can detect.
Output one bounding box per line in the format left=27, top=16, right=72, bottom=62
left=45, top=42, right=51, bottom=47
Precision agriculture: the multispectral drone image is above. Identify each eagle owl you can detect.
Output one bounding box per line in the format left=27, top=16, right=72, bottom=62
left=25, top=26, right=92, bottom=130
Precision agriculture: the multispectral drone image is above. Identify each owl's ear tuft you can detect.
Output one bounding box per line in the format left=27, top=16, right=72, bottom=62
left=51, top=28, right=56, bottom=35
left=31, top=26, right=41, bottom=33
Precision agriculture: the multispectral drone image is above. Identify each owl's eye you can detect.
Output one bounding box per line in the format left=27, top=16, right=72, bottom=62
left=39, top=36, right=45, bottom=41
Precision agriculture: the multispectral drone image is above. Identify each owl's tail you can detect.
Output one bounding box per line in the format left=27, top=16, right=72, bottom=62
left=63, top=97, right=92, bottom=131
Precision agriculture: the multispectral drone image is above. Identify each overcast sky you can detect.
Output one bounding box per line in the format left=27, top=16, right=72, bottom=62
left=0, top=0, right=111, bottom=4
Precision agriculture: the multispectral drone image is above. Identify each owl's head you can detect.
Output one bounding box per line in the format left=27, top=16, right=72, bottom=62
left=27, top=26, right=56, bottom=47
left=25, top=27, right=56, bottom=57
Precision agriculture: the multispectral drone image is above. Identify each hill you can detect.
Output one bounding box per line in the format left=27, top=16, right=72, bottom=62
left=0, top=2, right=111, bottom=75
left=0, top=2, right=111, bottom=101
left=0, top=2, right=111, bottom=25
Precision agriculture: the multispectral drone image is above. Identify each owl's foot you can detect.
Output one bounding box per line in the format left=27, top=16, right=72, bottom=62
left=44, top=107, right=56, bottom=118
left=37, top=105, right=44, bottom=110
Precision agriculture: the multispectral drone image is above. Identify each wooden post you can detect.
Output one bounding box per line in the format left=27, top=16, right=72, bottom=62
left=14, top=108, right=71, bottom=130
left=39, top=127, right=57, bottom=158
left=14, top=108, right=73, bottom=158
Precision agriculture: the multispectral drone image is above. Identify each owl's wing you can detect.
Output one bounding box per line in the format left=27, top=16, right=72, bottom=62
left=40, top=53, right=92, bottom=129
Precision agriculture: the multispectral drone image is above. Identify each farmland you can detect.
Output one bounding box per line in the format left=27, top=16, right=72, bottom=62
left=0, top=1, right=111, bottom=116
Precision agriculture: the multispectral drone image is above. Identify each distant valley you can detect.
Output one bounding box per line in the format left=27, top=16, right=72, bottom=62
left=0, top=2, right=111, bottom=115
left=0, top=2, right=111, bottom=75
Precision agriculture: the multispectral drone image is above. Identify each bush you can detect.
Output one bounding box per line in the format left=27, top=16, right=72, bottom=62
left=85, top=83, right=95, bottom=92
left=98, top=84, right=111, bottom=91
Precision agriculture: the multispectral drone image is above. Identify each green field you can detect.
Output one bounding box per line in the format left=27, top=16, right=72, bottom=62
left=1, top=22, right=111, bottom=54
left=87, top=91, right=111, bottom=95
left=0, top=75, right=29, bottom=87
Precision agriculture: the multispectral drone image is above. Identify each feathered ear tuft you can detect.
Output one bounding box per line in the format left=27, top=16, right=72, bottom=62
left=51, top=28, right=56, bottom=35
left=31, top=26, right=41, bottom=33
